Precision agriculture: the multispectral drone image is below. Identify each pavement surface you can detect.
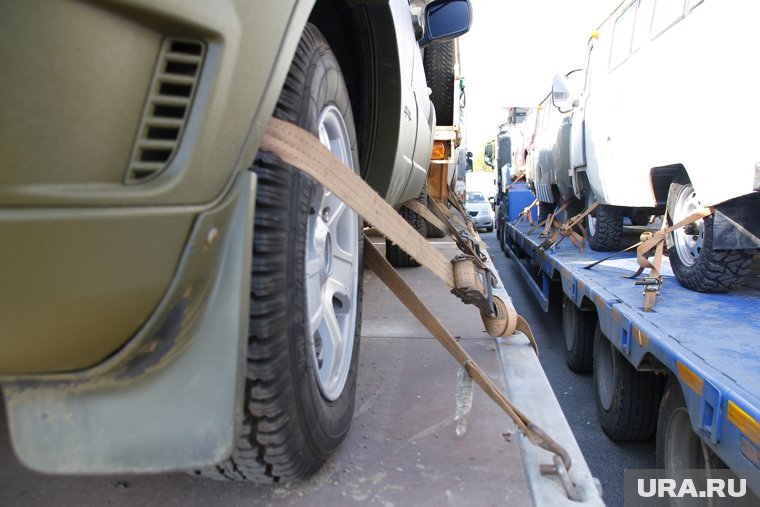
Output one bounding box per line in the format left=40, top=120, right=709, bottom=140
left=481, top=230, right=656, bottom=507
left=0, top=238, right=535, bottom=507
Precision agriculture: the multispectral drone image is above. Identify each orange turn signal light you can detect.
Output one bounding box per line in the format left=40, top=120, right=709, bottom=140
left=431, top=141, right=446, bottom=160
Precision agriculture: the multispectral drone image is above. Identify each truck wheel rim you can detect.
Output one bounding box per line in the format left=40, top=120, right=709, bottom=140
left=672, top=183, right=704, bottom=268
left=305, top=105, right=359, bottom=401
left=596, top=337, right=615, bottom=411
left=664, top=406, right=709, bottom=469
left=586, top=192, right=597, bottom=237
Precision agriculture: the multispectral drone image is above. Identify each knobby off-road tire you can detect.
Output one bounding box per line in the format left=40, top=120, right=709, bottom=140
left=201, top=24, right=363, bottom=483
left=667, top=175, right=754, bottom=292
left=423, top=39, right=455, bottom=126
left=585, top=191, right=624, bottom=252
left=562, top=295, right=595, bottom=373
left=593, top=323, right=662, bottom=441
left=386, top=189, right=426, bottom=267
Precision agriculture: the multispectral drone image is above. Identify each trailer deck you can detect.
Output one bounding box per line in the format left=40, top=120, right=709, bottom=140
left=503, top=219, right=760, bottom=488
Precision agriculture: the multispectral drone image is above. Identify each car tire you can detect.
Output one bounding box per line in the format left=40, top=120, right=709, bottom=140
left=585, top=191, right=624, bottom=252
left=656, top=377, right=725, bottom=472
left=424, top=40, right=455, bottom=126
left=667, top=175, right=754, bottom=292
left=594, top=322, right=662, bottom=441
left=424, top=181, right=447, bottom=239
left=562, top=295, right=595, bottom=373
left=386, top=189, right=426, bottom=267
left=201, top=24, right=363, bottom=483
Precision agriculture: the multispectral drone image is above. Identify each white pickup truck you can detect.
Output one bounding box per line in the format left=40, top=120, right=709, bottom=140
left=551, top=0, right=760, bottom=292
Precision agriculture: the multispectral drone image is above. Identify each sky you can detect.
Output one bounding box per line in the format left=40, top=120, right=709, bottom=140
left=458, top=0, right=622, bottom=152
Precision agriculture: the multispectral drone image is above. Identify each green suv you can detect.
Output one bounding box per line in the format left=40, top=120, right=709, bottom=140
left=0, top=0, right=471, bottom=483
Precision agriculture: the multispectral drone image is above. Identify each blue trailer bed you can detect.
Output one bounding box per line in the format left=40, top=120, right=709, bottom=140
left=502, top=219, right=760, bottom=491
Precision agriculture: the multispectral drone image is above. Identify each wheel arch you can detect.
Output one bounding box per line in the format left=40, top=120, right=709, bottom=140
left=579, top=295, right=597, bottom=312
left=310, top=0, right=404, bottom=200
left=650, top=164, right=686, bottom=206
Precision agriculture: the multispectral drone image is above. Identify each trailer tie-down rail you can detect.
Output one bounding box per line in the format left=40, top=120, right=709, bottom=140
left=260, top=116, right=579, bottom=500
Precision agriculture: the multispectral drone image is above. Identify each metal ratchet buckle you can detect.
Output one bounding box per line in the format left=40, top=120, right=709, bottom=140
left=634, top=276, right=662, bottom=294
left=450, top=257, right=496, bottom=316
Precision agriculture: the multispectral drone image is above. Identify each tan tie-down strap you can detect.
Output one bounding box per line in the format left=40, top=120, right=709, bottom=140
left=364, top=239, right=573, bottom=498
left=262, top=117, right=573, bottom=495
left=539, top=201, right=599, bottom=253
left=514, top=198, right=539, bottom=226
left=262, top=116, right=524, bottom=337
left=402, top=199, right=449, bottom=236
left=630, top=207, right=713, bottom=312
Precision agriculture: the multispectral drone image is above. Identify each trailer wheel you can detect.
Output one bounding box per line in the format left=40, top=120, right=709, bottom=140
left=585, top=191, right=624, bottom=252
left=594, top=323, right=662, bottom=441
left=201, top=24, right=362, bottom=483
left=423, top=40, right=455, bottom=126
left=562, top=296, right=595, bottom=373
left=656, top=377, right=725, bottom=473
left=386, top=189, right=426, bottom=267
left=667, top=175, right=754, bottom=292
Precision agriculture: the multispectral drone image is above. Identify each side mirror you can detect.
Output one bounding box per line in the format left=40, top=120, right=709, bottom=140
left=488, top=196, right=495, bottom=210
left=419, top=0, right=472, bottom=47
left=552, top=74, right=574, bottom=110
left=483, top=143, right=494, bottom=168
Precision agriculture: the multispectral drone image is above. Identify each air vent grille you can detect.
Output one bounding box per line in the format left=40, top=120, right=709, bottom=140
left=125, top=37, right=205, bottom=183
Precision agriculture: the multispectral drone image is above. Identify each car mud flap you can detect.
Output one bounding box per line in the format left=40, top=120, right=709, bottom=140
left=2, top=173, right=257, bottom=474
left=260, top=116, right=581, bottom=501
left=712, top=191, right=760, bottom=249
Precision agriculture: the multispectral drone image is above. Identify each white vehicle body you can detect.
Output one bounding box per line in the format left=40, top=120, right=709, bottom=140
left=526, top=71, right=582, bottom=204
left=562, top=0, right=760, bottom=209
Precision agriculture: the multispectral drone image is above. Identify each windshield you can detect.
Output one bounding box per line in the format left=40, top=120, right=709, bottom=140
left=466, top=192, right=485, bottom=203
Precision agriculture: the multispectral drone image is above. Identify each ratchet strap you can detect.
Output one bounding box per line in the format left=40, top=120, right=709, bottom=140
left=261, top=116, right=522, bottom=336
left=514, top=199, right=539, bottom=226
left=628, top=207, right=713, bottom=312
left=260, top=117, right=577, bottom=493
left=538, top=201, right=599, bottom=252
left=364, top=239, right=576, bottom=499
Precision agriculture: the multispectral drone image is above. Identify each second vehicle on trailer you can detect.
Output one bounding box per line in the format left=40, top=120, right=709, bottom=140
left=550, top=0, right=760, bottom=292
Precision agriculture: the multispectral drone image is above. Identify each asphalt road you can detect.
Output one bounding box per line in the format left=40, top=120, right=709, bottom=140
left=481, top=230, right=656, bottom=507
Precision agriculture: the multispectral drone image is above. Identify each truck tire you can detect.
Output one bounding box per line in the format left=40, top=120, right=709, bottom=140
left=423, top=40, right=455, bottom=126
left=593, top=323, right=662, bottom=441
left=201, top=24, right=363, bottom=483
left=585, top=191, right=624, bottom=252
left=667, top=175, right=754, bottom=292
left=562, top=295, right=595, bottom=373
left=656, top=377, right=725, bottom=471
